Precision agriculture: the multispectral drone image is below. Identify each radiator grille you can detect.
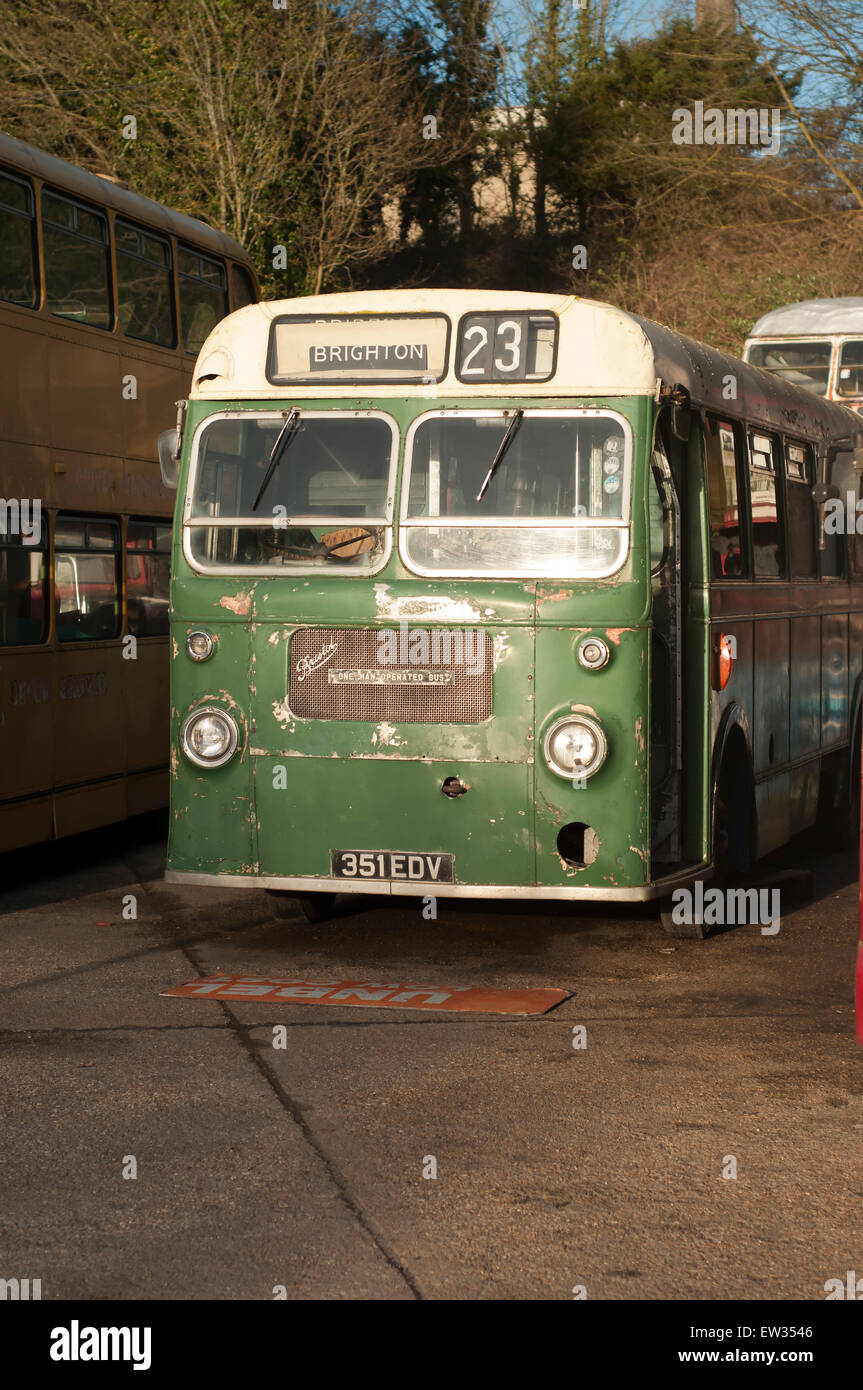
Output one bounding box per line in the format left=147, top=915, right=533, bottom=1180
left=289, top=627, right=493, bottom=722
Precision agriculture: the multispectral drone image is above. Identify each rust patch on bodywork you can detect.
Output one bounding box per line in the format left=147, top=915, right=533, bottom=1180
left=634, top=715, right=645, bottom=756
left=219, top=591, right=252, bottom=616
left=536, top=790, right=565, bottom=827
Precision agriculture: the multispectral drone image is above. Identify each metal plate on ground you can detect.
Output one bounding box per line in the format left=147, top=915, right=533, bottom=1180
left=162, top=973, right=571, bottom=1015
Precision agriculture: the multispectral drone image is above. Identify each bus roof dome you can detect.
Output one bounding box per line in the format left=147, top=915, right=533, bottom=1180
left=748, top=298, right=863, bottom=337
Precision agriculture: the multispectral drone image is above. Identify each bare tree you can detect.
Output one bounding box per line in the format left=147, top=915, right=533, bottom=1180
left=0, top=0, right=445, bottom=292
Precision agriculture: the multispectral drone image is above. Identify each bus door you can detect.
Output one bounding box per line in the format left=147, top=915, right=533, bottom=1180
left=649, top=425, right=683, bottom=865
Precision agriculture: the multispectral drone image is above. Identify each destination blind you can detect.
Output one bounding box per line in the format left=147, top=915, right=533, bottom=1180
left=268, top=313, right=450, bottom=384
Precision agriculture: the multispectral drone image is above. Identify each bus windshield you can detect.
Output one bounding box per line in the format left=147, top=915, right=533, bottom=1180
left=401, top=410, right=629, bottom=577
left=746, top=340, right=832, bottom=395
left=186, top=411, right=396, bottom=572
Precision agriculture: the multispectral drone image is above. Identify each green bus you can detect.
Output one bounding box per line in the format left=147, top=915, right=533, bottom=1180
left=161, top=291, right=863, bottom=934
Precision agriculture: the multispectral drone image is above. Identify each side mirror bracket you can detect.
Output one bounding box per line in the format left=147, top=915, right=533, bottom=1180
left=157, top=400, right=187, bottom=490
left=659, top=382, right=691, bottom=442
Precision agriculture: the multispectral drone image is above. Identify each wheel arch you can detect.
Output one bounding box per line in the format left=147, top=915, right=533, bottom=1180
left=709, top=702, right=756, bottom=863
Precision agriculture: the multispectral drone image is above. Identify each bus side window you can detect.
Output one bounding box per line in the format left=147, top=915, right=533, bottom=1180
left=748, top=430, right=785, bottom=577
left=0, top=169, right=37, bottom=308
left=126, top=520, right=172, bottom=636
left=828, top=445, right=861, bottom=578
left=785, top=441, right=816, bottom=580
left=0, top=527, right=47, bottom=646
left=42, top=190, right=112, bottom=329
left=178, top=246, right=227, bottom=353
left=837, top=340, right=863, bottom=398
left=230, top=263, right=256, bottom=311
left=116, top=221, right=175, bottom=347
left=54, top=515, right=121, bottom=641
left=704, top=415, right=747, bottom=579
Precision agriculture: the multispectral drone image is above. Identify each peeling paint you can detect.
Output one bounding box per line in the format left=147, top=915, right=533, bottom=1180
left=536, top=790, right=565, bottom=827
left=272, top=697, right=293, bottom=730
left=604, top=628, right=629, bottom=645
left=492, top=632, right=509, bottom=670
left=373, top=583, right=481, bottom=622
left=543, top=588, right=573, bottom=603
left=171, top=637, right=179, bottom=659
left=219, top=591, right=252, bottom=616
left=371, top=720, right=404, bottom=748
left=634, top=714, right=645, bottom=755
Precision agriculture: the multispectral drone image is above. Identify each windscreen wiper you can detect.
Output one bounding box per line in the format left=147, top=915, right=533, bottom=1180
left=252, top=408, right=301, bottom=512
left=476, top=409, right=524, bottom=502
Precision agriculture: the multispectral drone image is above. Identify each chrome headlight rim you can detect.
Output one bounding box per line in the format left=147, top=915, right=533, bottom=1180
left=186, top=628, right=215, bottom=662
left=180, top=706, right=240, bottom=768
left=543, top=714, right=607, bottom=780
left=577, top=636, right=610, bottom=671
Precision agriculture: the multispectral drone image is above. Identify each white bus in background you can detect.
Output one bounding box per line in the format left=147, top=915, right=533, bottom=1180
left=743, top=298, right=863, bottom=411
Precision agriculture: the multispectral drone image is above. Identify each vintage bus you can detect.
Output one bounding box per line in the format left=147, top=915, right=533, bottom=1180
left=0, top=133, right=259, bottom=852
left=744, top=298, right=863, bottom=411
left=162, top=291, right=863, bottom=935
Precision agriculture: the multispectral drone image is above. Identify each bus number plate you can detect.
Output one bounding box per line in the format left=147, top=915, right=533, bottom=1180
left=331, top=851, right=454, bottom=882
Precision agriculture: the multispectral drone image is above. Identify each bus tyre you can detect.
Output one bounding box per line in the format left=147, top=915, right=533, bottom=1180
left=265, top=890, right=338, bottom=923
left=658, top=751, right=751, bottom=941
left=297, top=893, right=338, bottom=923
left=658, top=901, right=710, bottom=940
left=816, top=729, right=861, bottom=851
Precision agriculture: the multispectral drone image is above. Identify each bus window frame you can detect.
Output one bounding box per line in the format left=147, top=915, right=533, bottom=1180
left=114, top=217, right=177, bottom=349
left=53, top=512, right=122, bottom=643
left=835, top=334, right=863, bottom=400
left=704, top=412, right=750, bottom=583
left=177, top=242, right=228, bottom=354
left=229, top=263, right=258, bottom=314
left=125, top=515, right=172, bottom=637
left=0, top=165, right=39, bottom=311
left=181, top=408, right=399, bottom=579
left=783, top=436, right=818, bottom=582
left=744, top=335, right=835, bottom=398
left=746, top=425, right=788, bottom=581
left=41, top=186, right=114, bottom=332
left=398, top=406, right=633, bottom=582
left=0, top=526, right=48, bottom=648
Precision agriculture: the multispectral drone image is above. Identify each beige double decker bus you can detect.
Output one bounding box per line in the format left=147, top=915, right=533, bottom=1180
left=0, top=133, right=259, bottom=851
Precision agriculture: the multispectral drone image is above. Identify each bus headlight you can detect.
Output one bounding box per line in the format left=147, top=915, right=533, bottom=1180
left=181, top=707, right=239, bottom=768
left=186, top=629, right=215, bottom=662
left=577, top=637, right=610, bottom=670
left=543, top=716, right=606, bottom=780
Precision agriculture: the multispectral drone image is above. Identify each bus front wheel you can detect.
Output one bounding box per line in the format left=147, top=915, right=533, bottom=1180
left=659, top=745, right=752, bottom=940
left=265, top=890, right=338, bottom=923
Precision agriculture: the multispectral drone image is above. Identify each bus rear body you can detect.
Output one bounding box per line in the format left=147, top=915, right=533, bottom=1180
left=165, top=292, right=863, bottom=907
left=743, top=297, right=863, bottom=413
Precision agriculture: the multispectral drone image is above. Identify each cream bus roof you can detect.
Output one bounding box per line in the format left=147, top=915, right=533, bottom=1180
left=190, top=291, right=658, bottom=399
left=189, top=289, right=862, bottom=438
left=748, top=297, right=863, bottom=338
